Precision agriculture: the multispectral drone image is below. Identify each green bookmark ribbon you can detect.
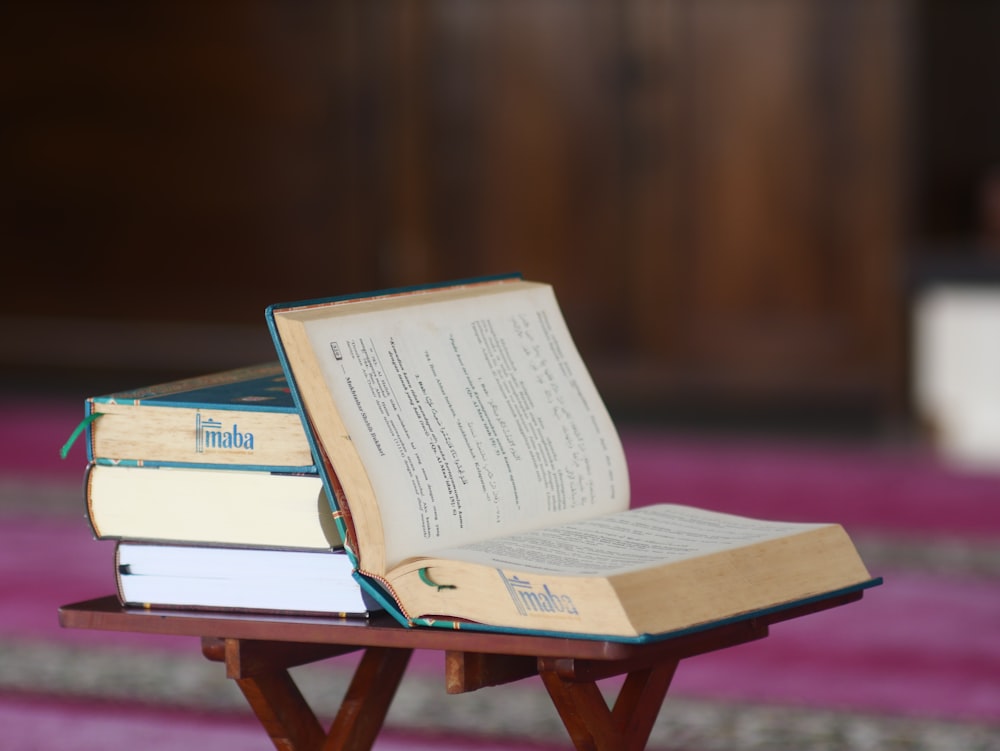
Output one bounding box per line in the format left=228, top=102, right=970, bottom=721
left=418, top=568, right=456, bottom=592
left=60, top=412, right=102, bottom=459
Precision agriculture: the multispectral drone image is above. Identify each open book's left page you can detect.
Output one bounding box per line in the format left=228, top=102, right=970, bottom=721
left=269, top=280, right=630, bottom=575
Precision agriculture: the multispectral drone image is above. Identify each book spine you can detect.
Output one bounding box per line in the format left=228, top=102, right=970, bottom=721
left=112, top=542, right=129, bottom=607
left=84, top=399, right=98, bottom=464
left=353, top=571, right=411, bottom=627
left=83, top=462, right=102, bottom=539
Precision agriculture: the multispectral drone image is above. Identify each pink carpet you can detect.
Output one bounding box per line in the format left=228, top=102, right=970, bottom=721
left=623, top=429, right=1000, bottom=539
left=1, top=396, right=89, bottom=481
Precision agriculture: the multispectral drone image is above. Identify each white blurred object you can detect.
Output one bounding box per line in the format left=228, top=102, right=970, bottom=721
left=913, top=284, right=1000, bottom=470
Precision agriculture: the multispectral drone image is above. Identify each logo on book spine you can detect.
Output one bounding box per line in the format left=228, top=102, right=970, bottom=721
left=499, top=571, right=579, bottom=618
left=195, top=413, right=255, bottom=454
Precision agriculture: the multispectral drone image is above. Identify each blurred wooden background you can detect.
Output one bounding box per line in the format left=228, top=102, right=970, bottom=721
left=3, top=1, right=999, bottom=432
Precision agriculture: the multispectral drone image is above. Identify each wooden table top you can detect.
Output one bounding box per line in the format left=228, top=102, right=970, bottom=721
left=59, top=591, right=862, bottom=662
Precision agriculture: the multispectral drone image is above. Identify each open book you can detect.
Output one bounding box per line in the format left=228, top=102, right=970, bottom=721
left=267, top=276, right=879, bottom=641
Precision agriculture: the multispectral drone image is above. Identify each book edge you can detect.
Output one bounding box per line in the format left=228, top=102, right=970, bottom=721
left=390, top=577, right=884, bottom=643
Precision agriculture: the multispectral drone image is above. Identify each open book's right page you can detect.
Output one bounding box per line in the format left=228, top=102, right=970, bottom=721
left=421, top=504, right=827, bottom=576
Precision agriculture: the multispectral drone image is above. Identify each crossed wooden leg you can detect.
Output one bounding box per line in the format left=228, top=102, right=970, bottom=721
left=202, top=637, right=412, bottom=751
left=200, top=617, right=771, bottom=751
left=539, top=659, right=678, bottom=751
left=441, top=619, right=772, bottom=751
left=442, top=649, right=682, bottom=751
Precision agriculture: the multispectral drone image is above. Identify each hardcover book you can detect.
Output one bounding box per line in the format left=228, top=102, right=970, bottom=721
left=86, top=463, right=341, bottom=550
left=115, top=542, right=380, bottom=616
left=83, top=363, right=315, bottom=472
left=266, top=276, right=880, bottom=641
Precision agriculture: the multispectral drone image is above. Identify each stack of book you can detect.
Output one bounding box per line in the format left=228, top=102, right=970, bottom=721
left=78, top=362, right=380, bottom=617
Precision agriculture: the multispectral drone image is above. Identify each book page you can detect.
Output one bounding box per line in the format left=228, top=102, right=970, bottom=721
left=300, top=283, right=629, bottom=566
left=427, top=504, right=822, bottom=576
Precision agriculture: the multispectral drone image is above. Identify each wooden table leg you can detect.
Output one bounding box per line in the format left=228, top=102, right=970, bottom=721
left=539, top=657, right=678, bottom=751
left=201, top=637, right=411, bottom=751
left=612, top=663, right=679, bottom=749
left=324, top=646, right=412, bottom=751
left=237, top=665, right=327, bottom=751
left=202, top=636, right=329, bottom=751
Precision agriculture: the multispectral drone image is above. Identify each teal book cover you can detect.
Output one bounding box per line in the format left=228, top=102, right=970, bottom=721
left=88, top=363, right=297, bottom=410
left=353, top=574, right=883, bottom=644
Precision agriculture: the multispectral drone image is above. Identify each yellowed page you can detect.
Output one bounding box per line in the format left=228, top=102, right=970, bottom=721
left=424, top=503, right=826, bottom=576
left=297, top=282, right=629, bottom=568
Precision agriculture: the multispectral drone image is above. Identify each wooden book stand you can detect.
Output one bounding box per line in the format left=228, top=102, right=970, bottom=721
left=60, top=592, right=862, bottom=751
